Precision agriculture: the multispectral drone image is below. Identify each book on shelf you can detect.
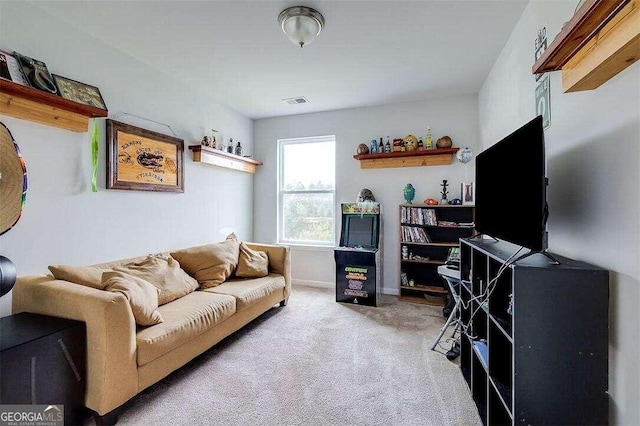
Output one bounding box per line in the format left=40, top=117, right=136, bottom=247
left=401, top=225, right=431, bottom=243
left=437, top=220, right=459, bottom=227
left=400, top=206, right=437, bottom=226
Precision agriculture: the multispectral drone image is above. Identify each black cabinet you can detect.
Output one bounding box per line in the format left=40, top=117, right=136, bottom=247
left=459, top=238, right=609, bottom=425
left=1, top=312, right=87, bottom=425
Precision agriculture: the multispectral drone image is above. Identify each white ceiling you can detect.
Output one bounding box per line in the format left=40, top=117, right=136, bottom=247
left=31, top=0, right=529, bottom=120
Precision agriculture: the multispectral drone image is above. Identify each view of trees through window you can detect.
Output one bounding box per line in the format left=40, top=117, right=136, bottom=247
left=279, top=138, right=335, bottom=245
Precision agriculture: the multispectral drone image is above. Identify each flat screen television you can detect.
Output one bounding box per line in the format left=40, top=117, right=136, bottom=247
left=475, top=115, right=548, bottom=252
left=339, top=214, right=379, bottom=250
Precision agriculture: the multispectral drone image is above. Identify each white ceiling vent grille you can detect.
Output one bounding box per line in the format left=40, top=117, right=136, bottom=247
left=282, top=96, right=309, bottom=105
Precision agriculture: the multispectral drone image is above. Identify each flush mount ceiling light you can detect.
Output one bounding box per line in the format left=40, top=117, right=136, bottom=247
left=278, top=6, right=325, bottom=48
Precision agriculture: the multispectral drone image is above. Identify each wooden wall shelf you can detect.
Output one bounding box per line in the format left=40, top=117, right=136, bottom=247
left=188, top=145, right=263, bottom=174
left=0, top=79, right=108, bottom=132
left=353, top=147, right=459, bottom=169
left=532, top=0, right=639, bottom=92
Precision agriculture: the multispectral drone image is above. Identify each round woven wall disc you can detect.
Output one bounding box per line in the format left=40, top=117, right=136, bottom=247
left=0, top=122, right=27, bottom=235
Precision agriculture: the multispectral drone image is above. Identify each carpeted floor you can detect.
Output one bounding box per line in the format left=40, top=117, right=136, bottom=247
left=101, top=286, right=482, bottom=425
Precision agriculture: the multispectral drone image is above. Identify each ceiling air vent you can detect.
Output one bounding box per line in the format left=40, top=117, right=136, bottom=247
left=282, top=96, right=309, bottom=105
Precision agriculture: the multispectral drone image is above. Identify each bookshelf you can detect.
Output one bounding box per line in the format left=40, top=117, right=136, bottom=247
left=399, top=204, right=474, bottom=306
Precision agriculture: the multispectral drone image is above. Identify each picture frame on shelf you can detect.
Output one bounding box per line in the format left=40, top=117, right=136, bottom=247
left=462, top=182, right=475, bottom=205
left=52, top=74, right=107, bottom=110
left=13, top=51, right=58, bottom=94
left=106, top=120, right=184, bottom=193
left=0, top=50, right=28, bottom=86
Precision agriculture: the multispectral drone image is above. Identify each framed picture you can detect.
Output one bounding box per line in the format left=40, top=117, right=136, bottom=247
left=462, top=182, right=475, bottom=205
left=53, top=74, right=107, bottom=110
left=13, top=51, right=58, bottom=94
left=106, top=120, right=184, bottom=193
left=0, top=50, right=28, bottom=86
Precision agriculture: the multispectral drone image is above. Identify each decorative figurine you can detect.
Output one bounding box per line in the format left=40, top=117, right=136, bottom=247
left=404, top=135, right=419, bottom=151
left=357, top=143, right=369, bottom=155
left=403, top=183, right=415, bottom=204
left=370, top=139, right=378, bottom=154
left=357, top=188, right=376, bottom=202
left=201, top=135, right=212, bottom=147
left=436, top=135, right=453, bottom=149
left=425, top=198, right=439, bottom=205
left=440, top=179, right=449, bottom=204
left=449, top=198, right=462, bottom=205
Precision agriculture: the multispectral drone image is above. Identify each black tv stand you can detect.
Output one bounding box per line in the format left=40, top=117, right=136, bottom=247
left=458, top=238, right=609, bottom=425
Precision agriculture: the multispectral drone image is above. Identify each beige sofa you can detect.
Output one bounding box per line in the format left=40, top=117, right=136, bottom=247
left=11, top=242, right=290, bottom=421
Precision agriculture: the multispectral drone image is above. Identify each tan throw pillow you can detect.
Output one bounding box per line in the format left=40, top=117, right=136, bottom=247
left=48, top=265, right=108, bottom=290
left=113, top=255, right=199, bottom=305
left=102, top=271, right=163, bottom=326
left=236, top=242, right=269, bottom=278
left=171, top=236, right=240, bottom=289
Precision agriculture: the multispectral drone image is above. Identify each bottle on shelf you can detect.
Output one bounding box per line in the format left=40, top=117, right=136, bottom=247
left=211, top=129, right=218, bottom=149
left=378, top=137, right=384, bottom=153
left=235, top=140, right=242, bottom=156
left=370, top=139, right=378, bottom=154
left=227, top=138, right=234, bottom=153
left=425, top=126, right=433, bottom=149
left=418, top=137, right=424, bottom=151
left=385, top=137, right=392, bottom=153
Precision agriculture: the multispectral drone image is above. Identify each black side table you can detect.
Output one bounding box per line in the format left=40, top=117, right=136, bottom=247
left=0, top=312, right=86, bottom=425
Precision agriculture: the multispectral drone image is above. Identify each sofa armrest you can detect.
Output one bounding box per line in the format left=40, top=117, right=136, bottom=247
left=246, top=243, right=291, bottom=300
left=12, top=275, right=138, bottom=415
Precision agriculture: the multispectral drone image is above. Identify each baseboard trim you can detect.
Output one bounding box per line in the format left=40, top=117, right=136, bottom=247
left=293, top=280, right=400, bottom=296
left=292, top=279, right=332, bottom=289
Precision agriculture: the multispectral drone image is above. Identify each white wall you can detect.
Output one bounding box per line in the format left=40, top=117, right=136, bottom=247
left=0, top=2, right=254, bottom=316
left=253, top=96, right=479, bottom=294
left=479, top=1, right=640, bottom=424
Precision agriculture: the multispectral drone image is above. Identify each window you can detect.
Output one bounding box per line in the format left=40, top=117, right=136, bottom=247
left=278, top=136, right=335, bottom=245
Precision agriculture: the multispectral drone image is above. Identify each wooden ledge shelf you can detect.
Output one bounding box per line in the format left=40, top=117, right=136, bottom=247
left=0, top=79, right=108, bottom=132
left=188, top=145, right=263, bottom=174
left=353, top=147, right=459, bottom=169
left=532, top=0, right=639, bottom=92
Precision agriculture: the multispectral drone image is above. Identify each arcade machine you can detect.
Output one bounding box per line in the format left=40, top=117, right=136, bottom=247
left=334, top=202, right=382, bottom=306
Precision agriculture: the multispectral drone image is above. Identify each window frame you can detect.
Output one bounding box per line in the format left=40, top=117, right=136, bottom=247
left=277, top=135, right=336, bottom=247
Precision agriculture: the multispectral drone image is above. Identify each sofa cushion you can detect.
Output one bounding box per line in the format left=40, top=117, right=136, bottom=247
left=203, top=274, right=285, bottom=311
left=236, top=242, right=269, bottom=279
left=102, top=271, right=164, bottom=326
left=113, top=255, right=199, bottom=305
left=136, top=291, right=236, bottom=366
left=48, top=265, right=109, bottom=290
left=170, top=236, right=240, bottom=289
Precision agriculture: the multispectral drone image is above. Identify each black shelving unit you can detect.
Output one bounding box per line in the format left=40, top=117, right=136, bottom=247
left=399, top=204, right=474, bottom=306
left=459, top=238, right=609, bottom=425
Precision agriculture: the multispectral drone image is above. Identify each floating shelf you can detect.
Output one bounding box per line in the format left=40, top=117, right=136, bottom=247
left=188, top=145, right=263, bottom=174
left=0, top=79, right=108, bottom=132
left=532, top=0, right=639, bottom=92
left=353, top=147, right=459, bottom=169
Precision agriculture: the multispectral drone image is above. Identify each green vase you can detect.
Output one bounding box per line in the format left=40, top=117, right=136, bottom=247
left=404, top=183, right=415, bottom=204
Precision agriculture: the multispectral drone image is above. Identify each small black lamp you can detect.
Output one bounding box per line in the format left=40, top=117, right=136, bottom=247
left=0, top=255, right=17, bottom=297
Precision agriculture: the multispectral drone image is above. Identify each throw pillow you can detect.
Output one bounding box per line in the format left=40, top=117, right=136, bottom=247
left=113, top=255, right=199, bottom=305
left=236, top=242, right=269, bottom=278
left=170, top=235, right=240, bottom=289
left=102, top=271, right=163, bottom=326
left=48, top=265, right=108, bottom=290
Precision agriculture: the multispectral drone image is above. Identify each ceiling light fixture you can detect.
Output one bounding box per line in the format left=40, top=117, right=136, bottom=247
left=278, top=6, right=324, bottom=48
